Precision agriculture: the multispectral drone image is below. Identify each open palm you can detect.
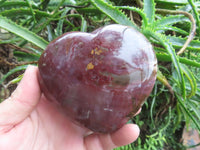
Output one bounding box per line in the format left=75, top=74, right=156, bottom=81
left=0, top=66, right=140, bottom=150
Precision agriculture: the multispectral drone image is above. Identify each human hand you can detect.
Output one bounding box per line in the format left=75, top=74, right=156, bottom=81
left=0, top=65, right=140, bottom=150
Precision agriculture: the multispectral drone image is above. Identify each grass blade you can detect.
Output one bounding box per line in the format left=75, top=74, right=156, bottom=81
left=180, top=64, right=197, bottom=98
left=143, top=0, right=155, bottom=24
left=0, top=65, right=28, bottom=85
left=156, top=53, right=200, bottom=68
left=156, top=26, right=188, bottom=35
left=166, top=36, right=200, bottom=51
left=188, top=0, right=200, bottom=35
left=117, top=6, right=148, bottom=28
left=0, top=16, right=48, bottom=49
left=90, top=0, right=139, bottom=30
left=0, top=0, right=6, bottom=6
left=177, top=95, right=200, bottom=131
left=154, top=15, right=189, bottom=27
left=0, top=8, right=51, bottom=18
left=145, top=30, right=186, bottom=99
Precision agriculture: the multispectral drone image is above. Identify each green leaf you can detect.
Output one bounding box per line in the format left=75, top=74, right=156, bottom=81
left=117, top=6, right=148, bottom=28
left=0, top=16, right=48, bottom=49
left=48, top=0, right=76, bottom=6
left=143, top=0, right=155, bottom=24
left=166, top=36, right=200, bottom=51
left=25, top=0, right=37, bottom=23
left=180, top=64, right=197, bottom=98
left=177, top=95, right=200, bottom=131
left=0, top=0, right=6, bottom=6
left=55, top=7, right=71, bottom=36
left=0, top=1, right=35, bottom=9
left=9, top=74, right=24, bottom=85
left=0, top=65, right=28, bottom=85
left=154, top=15, right=189, bottom=27
left=150, top=82, right=157, bottom=128
left=145, top=30, right=186, bottom=99
left=187, top=101, right=200, bottom=123
left=90, top=0, right=139, bottom=30
left=157, top=69, right=174, bottom=95
left=188, top=0, right=200, bottom=35
left=156, top=26, right=188, bottom=35
left=51, top=0, right=65, bottom=16
left=0, top=8, right=51, bottom=18
left=39, top=0, right=50, bottom=10
left=67, top=14, right=87, bottom=32
left=155, top=0, right=188, bottom=5
left=156, top=53, right=200, bottom=68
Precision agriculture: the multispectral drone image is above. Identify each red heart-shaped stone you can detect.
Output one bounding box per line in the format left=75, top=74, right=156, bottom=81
left=38, top=24, right=157, bottom=133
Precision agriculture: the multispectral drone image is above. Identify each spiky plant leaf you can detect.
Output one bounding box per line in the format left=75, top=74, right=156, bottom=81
left=143, top=0, right=156, bottom=24
left=90, top=0, right=139, bottom=30
left=154, top=15, right=189, bottom=27
left=166, top=36, right=200, bottom=51
left=0, top=16, right=48, bottom=49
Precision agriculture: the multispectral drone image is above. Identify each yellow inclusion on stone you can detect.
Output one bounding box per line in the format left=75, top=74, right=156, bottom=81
left=91, top=49, right=95, bottom=55
left=95, top=48, right=103, bottom=55
left=87, top=62, right=94, bottom=70
left=91, top=48, right=103, bottom=55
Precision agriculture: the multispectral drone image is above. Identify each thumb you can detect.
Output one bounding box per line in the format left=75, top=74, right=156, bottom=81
left=0, top=65, right=41, bottom=129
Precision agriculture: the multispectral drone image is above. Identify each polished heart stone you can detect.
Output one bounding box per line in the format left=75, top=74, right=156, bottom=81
left=38, top=24, right=157, bottom=133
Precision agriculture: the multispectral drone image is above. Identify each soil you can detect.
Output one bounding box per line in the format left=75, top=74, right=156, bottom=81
left=0, top=43, right=24, bottom=100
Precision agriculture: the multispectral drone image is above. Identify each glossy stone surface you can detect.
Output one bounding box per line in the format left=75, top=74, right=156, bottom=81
left=38, top=24, right=157, bottom=133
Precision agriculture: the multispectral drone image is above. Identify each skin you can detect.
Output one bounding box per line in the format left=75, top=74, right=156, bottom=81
left=0, top=65, right=140, bottom=150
